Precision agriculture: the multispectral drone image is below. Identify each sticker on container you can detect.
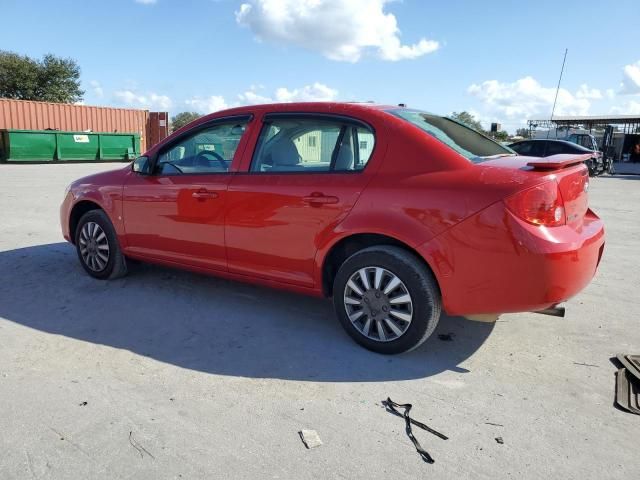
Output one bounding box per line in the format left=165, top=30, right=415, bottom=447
left=73, top=135, right=90, bottom=143
left=159, top=120, right=166, bottom=127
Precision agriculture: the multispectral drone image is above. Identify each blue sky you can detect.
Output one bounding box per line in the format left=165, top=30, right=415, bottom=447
left=2, top=0, right=640, bottom=131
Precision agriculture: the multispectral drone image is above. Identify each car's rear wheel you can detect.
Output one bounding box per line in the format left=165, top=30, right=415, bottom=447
left=75, top=210, right=127, bottom=280
left=333, top=246, right=441, bottom=354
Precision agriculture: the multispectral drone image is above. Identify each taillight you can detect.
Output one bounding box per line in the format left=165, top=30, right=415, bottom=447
left=504, top=180, right=566, bottom=227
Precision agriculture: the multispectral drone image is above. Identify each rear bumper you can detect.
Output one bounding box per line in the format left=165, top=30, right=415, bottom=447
left=418, top=203, right=605, bottom=316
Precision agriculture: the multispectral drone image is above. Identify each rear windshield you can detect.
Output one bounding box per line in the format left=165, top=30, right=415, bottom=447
left=388, top=109, right=514, bottom=163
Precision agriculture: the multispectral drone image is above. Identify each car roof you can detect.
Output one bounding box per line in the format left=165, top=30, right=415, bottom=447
left=509, top=139, right=593, bottom=151
left=514, top=139, right=580, bottom=145
left=194, top=102, right=401, bottom=120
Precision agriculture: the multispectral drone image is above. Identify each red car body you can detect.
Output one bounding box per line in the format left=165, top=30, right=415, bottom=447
left=60, top=102, right=604, bottom=317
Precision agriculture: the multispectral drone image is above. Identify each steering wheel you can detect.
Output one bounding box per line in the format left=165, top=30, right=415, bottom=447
left=195, top=150, right=227, bottom=170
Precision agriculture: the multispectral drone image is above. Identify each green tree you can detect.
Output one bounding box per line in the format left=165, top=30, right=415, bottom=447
left=516, top=128, right=530, bottom=139
left=493, top=131, right=509, bottom=142
left=450, top=111, right=484, bottom=132
left=0, top=51, right=83, bottom=103
left=171, top=112, right=202, bottom=132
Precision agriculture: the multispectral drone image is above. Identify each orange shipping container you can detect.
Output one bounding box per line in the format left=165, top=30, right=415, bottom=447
left=0, top=98, right=169, bottom=152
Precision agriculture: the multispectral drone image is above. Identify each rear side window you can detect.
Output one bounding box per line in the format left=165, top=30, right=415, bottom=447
left=250, top=117, right=375, bottom=173
left=389, top=109, right=514, bottom=163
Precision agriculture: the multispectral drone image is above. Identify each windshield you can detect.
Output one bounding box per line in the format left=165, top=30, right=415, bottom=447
left=388, top=109, right=515, bottom=163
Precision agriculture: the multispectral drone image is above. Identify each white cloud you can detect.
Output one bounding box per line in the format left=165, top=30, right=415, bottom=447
left=274, top=82, right=338, bottom=102
left=135, top=0, right=157, bottom=4
left=576, top=84, right=602, bottom=100
left=235, top=0, right=439, bottom=62
left=237, top=85, right=273, bottom=105
left=468, top=76, right=593, bottom=123
left=184, top=95, right=228, bottom=113
left=114, top=90, right=143, bottom=104
left=185, top=82, right=338, bottom=113
left=621, top=60, right=640, bottom=94
left=114, top=90, right=172, bottom=110
left=611, top=100, right=640, bottom=115
left=89, top=80, right=103, bottom=98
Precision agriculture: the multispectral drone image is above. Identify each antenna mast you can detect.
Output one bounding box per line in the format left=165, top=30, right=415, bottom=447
left=547, top=48, right=568, bottom=139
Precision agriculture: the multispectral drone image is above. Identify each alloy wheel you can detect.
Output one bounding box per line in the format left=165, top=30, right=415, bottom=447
left=343, top=266, right=413, bottom=342
left=79, top=222, right=110, bottom=272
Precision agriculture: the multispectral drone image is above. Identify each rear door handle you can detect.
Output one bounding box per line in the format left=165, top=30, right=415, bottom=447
left=303, top=193, right=339, bottom=206
left=192, top=189, right=219, bottom=200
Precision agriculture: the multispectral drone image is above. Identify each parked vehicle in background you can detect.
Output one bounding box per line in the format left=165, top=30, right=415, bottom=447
left=61, top=103, right=605, bottom=354
left=566, top=133, right=612, bottom=174
left=509, top=139, right=603, bottom=176
left=567, top=133, right=598, bottom=151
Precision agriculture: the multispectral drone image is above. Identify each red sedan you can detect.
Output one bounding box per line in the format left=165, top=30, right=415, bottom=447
left=60, top=102, right=605, bottom=354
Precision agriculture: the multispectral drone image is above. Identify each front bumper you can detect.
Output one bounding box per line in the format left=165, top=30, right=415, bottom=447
left=60, top=192, right=73, bottom=243
left=418, top=202, right=605, bottom=316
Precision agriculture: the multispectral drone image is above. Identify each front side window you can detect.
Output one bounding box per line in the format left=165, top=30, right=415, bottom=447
left=250, top=117, right=375, bottom=173
left=156, top=120, right=248, bottom=174
left=388, top=109, right=514, bottom=163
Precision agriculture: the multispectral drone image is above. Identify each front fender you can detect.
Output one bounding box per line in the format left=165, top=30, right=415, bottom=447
left=62, top=175, right=127, bottom=246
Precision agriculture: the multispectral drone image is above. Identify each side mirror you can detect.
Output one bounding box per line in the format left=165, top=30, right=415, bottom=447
left=132, top=156, right=152, bottom=175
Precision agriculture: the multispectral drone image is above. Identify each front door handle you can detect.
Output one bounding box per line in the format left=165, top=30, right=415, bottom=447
left=303, top=192, right=339, bottom=206
left=192, top=189, right=219, bottom=200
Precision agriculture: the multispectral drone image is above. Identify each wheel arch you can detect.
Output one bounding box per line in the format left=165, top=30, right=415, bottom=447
left=320, top=232, right=440, bottom=297
left=69, top=200, right=104, bottom=244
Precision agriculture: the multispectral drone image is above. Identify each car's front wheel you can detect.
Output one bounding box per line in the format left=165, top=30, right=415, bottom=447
left=333, top=246, right=441, bottom=354
left=75, top=210, right=128, bottom=280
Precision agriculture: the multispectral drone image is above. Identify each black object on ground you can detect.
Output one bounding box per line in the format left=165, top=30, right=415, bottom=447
left=617, top=354, right=640, bottom=381
left=438, top=333, right=454, bottom=342
left=495, top=437, right=504, bottom=444
left=384, top=397, right=448, bottom=464
left=614, top=364, right=640, bottom=415
left=630, top=375, right=640, bottom=412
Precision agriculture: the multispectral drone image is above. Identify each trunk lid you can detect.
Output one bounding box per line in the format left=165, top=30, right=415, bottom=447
left=482, top=154, right=590, bottom=229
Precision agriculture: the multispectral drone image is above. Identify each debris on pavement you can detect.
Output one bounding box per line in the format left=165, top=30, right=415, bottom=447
left=383, top=397, right=448, bottom=464
left=298, top=429, right=323, bottom=449
left=129, top=431, right=155, bottom=459
left=573, top=362, right=599, bottom=368
left=613, top=355, right=640, bottom=415
left=495, top=437, right=504, bottom=444
left=78, top=401, right=88, bottom=406
left=484, top=422, right=504, bottom=427
left=617, top=354, right=640, bottom=380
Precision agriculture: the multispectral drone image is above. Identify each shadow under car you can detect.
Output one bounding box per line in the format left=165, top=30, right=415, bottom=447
left=0, top=242, right=495, bottom=382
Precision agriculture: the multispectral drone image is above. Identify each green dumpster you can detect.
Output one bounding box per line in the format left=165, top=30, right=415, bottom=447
left=0, top=129, right=140, bottom=163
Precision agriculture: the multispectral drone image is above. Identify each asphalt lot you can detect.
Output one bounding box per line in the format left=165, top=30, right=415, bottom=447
left=0, top=163, right=638, bottom=479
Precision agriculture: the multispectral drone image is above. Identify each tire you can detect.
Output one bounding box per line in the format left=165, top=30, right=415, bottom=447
left=332, top=245, right=441, bottom=354
left=74, top=209, right=128, bottom=280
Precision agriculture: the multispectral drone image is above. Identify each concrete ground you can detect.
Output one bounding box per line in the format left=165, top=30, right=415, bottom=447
left=0, top=163, right=638, bottom=480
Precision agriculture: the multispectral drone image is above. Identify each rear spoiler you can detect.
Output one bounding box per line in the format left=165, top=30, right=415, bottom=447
left=527, top=153, right=591, bottom=170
